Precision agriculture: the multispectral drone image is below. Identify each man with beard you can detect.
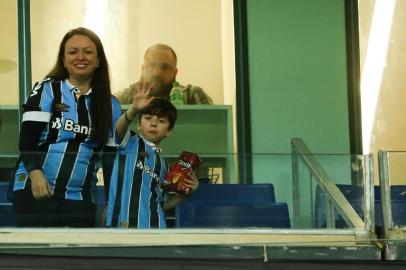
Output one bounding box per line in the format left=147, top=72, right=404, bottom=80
left=115, top=44, right=213, bottom=105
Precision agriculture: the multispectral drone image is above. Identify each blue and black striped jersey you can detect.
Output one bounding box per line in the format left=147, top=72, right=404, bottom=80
left=105, top=132, right=168, bottom=228
left=13, top=78, right=122, bottom=201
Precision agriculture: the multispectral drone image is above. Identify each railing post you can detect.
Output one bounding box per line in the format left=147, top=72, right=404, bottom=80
left=291, top=140, right=300, bottom=228
left=363, top=154, right=375, bottom=233
left=326, top=198, right=335, bottom=228
left=378, top=151, right=392, bottom=239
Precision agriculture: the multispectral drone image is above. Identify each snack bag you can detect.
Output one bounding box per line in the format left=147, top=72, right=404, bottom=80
left=164, top=151, right=201, bottom=195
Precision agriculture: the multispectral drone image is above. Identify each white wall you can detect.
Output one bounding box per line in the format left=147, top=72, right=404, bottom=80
left=127, top=0, right=225, bottom=104
left=0, top=0, right=233, bottom=106
left=359, top=0, right=406, bottom=184
left=0, top=0, right=18, bottom=105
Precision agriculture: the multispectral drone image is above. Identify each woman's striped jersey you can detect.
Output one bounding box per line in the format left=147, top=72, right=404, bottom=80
left=13, top=78, right=122, bottom=201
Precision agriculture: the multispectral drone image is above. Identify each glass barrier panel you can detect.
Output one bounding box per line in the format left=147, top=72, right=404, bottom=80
left=378, top=151, right=406, bottom=230
left=0, top=151, right=380, bottom=260
left=0, top=152, right=375, bottom=231
left=292, top=153, right=373, bottom=230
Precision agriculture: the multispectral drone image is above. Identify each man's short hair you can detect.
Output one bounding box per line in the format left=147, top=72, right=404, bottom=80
left=139, top=98, right=177, bottom=130
left=145, top=44, right=177, bottom=64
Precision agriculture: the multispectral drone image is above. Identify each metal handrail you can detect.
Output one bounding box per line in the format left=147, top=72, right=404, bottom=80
left=291, top=138, right=365, bottom=229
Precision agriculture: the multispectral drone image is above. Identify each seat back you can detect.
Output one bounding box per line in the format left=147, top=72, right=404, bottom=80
left=314, top=184, right=364, bottom=228
left=175, top=183, right=290, bottom=228
left=0, top=181, right=16, bottom=226
left=315, top=184, right=406, bottom=229
left=176, top=201, right=290, bottom=228
left=93, top=185, right=106, bottom=227
left=375, top=185, right=406, bottom=227
left=187, top=183, right=276, bottom=203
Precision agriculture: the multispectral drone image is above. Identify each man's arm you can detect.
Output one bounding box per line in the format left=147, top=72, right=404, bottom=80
left=184, top=85, right=214, bottom=104
left=114, top=83, right=138, bottom=105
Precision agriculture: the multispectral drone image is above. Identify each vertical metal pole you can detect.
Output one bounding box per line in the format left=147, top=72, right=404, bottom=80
left=378, top=151, right=393, bottom=239
left=17, top=0, right=32, bottom=123
left=309, top=172, right=314, bottom=228
left=326, top=198, right=334, bottom=228
left=363, top=154, right=374, bottom=232
left=233, top=0, right=252, bottom=184
left=344, top=0, right=363, bottom=155
left=291, top=142, right=299, bottom=228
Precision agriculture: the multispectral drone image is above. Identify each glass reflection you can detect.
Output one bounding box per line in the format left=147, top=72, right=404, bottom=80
left=1, top=151, right=374, bottom=230
left=30, top=0, right=235, bottom=106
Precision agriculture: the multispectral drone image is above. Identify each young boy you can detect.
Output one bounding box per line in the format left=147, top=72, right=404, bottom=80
left=105, top=84, right=199, bottom=228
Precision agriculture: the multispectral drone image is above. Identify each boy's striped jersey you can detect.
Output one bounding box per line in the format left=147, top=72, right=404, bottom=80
left=106, top=132, right=168, bottom=228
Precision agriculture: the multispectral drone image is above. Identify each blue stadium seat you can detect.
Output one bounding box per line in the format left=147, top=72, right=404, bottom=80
left=0, top=181, right=16, bottom=226
left=0, top=181, right=9, bottom=200
left=375, top=185, right=406, bottom=227
left=314, top=184, right=364, bottom=228
left=176, top=201, right=290, bottom=228
left=175, top=184, right=291, bottom=228
left=315, top=184, right=406, bottom=229
left=184, top=183, right=276, bottom=204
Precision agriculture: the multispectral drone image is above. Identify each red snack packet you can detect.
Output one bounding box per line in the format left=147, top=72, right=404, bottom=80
left=164, top=151, right=202, bottom=195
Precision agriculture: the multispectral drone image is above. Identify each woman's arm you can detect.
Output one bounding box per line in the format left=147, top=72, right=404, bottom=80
left=19, top=80, right=54, bottom=199
left=20, top=121, right=53, bottom=199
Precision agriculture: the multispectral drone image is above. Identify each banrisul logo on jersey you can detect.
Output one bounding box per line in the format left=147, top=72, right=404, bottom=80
left=135, top=160, right=160, bottom=182
left=51, top=117, right=92, bottom=135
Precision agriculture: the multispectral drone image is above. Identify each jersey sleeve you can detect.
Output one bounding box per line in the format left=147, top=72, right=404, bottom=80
left=106, top=96, right=130, bottom=148
left=19, top=79, right=54, bottom=172
left=111, top=96, right=122, bottom=126
left=110, top=96, right=132, bottom=149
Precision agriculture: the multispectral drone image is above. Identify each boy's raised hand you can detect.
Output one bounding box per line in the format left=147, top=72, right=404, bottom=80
left=116, top=82, right=156, bottom=141
left=131, top=81, right=155, bottom=113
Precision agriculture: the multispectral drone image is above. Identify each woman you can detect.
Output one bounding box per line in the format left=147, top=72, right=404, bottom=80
left=11, top=27, right=122, bottom=227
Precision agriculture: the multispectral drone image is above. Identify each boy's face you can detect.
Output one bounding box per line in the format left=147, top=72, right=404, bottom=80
left=138, top=113, right=172, bottom=144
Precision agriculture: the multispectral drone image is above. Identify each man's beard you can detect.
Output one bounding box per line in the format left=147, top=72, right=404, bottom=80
left=149, top=79, right=174, bottom=98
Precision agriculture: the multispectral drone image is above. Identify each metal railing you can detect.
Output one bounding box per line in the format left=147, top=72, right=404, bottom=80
left=291, top=138, right=374, bottom=231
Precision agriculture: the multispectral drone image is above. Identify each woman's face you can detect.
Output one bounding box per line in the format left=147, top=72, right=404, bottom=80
left=63, top=34, right=100, bottom=82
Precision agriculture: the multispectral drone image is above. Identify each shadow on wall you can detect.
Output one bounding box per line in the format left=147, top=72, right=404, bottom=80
left=0, top=58, right=17, bottom=74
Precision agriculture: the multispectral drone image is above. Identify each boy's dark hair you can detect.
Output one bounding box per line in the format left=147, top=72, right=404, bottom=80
left=139, top=98, right=177, bottom=130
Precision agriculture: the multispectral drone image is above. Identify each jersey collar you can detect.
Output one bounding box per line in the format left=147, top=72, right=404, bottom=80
left=140, top=135, right=162, bottom=153
left=64, top=79, right=93, bottom=95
